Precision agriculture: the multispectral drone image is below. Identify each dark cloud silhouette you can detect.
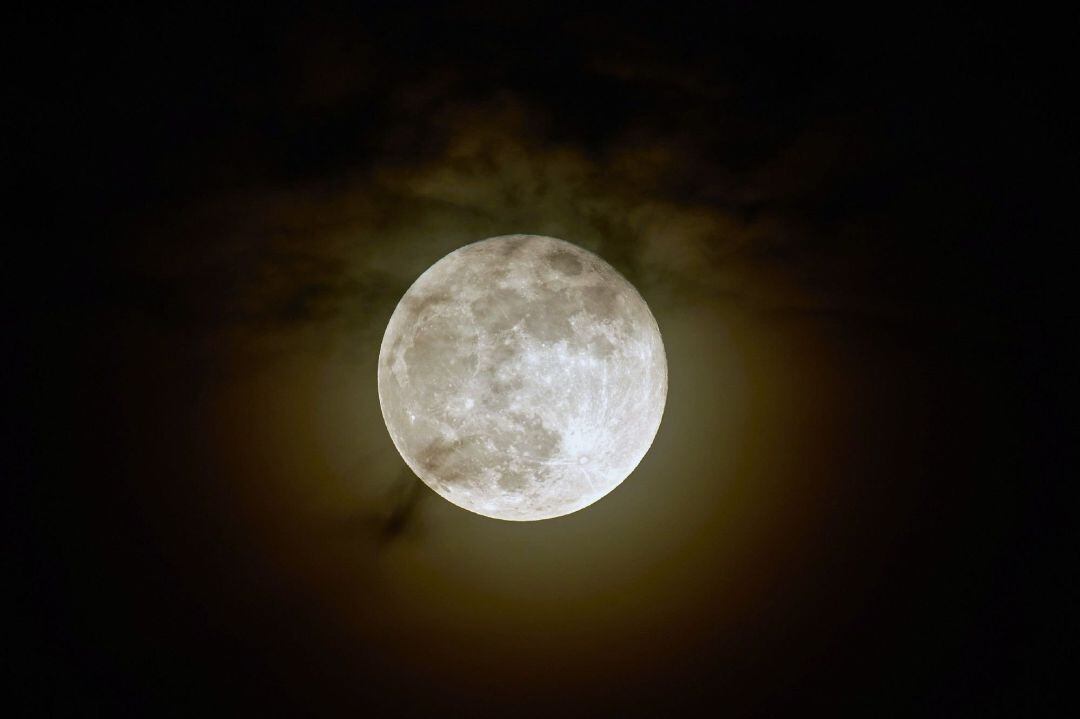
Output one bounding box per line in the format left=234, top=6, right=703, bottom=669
left=375, top=469, right=428, bottom=546
left=338, top=466, right=428, bottom=547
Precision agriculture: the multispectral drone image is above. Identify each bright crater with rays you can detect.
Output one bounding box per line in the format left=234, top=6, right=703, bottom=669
left=378, top=235, right=667, bottom=520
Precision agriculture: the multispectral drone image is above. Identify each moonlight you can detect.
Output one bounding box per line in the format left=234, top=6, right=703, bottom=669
left=377, top=235, right=667, bottom=520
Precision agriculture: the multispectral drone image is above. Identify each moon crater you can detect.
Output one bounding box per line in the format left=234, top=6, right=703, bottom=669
left=378, top=235, right=667, bottom=520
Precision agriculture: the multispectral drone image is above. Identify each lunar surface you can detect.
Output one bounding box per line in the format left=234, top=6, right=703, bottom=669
left=377, top=235, right=667, bottom=520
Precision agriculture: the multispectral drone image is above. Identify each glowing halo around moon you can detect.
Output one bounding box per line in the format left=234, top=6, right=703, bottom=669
left=377, top=235, right=667, bottom=521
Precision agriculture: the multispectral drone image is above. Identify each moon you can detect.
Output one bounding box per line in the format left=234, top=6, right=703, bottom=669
left=377, top=235, right=667, bottom=521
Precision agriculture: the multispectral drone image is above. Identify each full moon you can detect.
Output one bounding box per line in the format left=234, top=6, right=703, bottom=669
left=377, top=235, right=667, bottom=520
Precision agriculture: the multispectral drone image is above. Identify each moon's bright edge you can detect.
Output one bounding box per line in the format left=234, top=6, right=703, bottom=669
left=377, top=235, right=667, bottom=521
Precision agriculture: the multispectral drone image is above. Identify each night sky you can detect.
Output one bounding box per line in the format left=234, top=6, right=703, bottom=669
left=11, top=4, right=1068, bottom=715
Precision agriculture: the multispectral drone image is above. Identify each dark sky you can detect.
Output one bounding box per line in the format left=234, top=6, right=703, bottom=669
left=11, top=3, right=1068, bottom=716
